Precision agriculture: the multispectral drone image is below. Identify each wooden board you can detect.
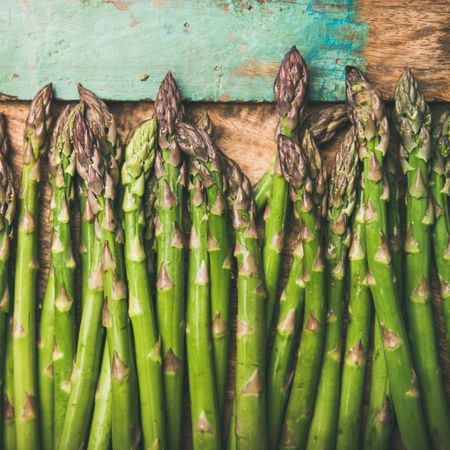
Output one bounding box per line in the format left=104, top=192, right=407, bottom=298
left=0, top=99, right=449, bottom=449
left=0, top=0, right=448, bottom=102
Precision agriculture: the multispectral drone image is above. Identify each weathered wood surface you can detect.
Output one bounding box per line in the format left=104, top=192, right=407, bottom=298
left=0, top=0, right=448, bottom=102
left=0, top=98, right=449, bottom=448
left=0, top=0, right=367, bottom=101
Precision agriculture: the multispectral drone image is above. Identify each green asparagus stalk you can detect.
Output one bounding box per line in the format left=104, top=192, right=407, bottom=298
left=307, top=128, right=359, bottom=450
left=3, top=315, right=15, bottom=450
left=74, top=108, right=139, bottom=449
left=87, top=343, right=113, bottom=450
left=48, top=105, right=77, bottom=448
left=254, top=159, right=275, bottom=215
left=143, top=177, right=158, bottom=293
left=266, top=236, right=305, bottom=449
left=177, top=117, right=232, bottom=430
left=363, top=323, right=394, bottom=450
left=38, top=267, right=55, bottom=450
left=155, top=72, right=186, bottom=450
left=394, top=68, right=450, bottom=449
left=194, top=113, right=233, bottom=423
left=0, top=114, right=16, bottom=447
left=336, top=190, right=372, bottom=450
left=431, top=111, right=450, bottom=352
left=264, top=46, right=308, bottom=334
left=58, top=107, right=106, bottom=450
left=278, top=130, right=327, bottom=450
left=224, top=155, right=268, bottom=449
left=346, top=66, right=429, bottom=450
left=122, top=118, right=167, bottom=449
left=13, top=84, right=53, bottom=450
left=386, top=150, right=403, bottom=297
left=254, top=104, right=348, bottom=214
left=186, top=166, right=221, bottom=450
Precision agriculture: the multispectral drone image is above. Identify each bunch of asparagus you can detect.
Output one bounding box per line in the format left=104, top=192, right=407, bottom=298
left=0, top=46, right=448, bottom=450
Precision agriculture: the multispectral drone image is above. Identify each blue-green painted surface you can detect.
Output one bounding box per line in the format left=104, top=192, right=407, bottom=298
left=0, top=0, right=367, bottom=101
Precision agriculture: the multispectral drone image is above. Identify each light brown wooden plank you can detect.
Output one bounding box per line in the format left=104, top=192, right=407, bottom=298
left=360, top=0, right=450, bottom=101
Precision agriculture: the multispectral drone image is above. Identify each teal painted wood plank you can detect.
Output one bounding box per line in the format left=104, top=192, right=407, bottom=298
left=0, top=0, right=367, bottom=101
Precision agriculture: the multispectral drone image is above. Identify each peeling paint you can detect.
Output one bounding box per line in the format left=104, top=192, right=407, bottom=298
left=0, top=0, right=367, bottom=101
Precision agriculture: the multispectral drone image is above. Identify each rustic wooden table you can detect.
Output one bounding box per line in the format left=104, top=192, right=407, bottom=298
left=0, top=1, right=448, bottom=448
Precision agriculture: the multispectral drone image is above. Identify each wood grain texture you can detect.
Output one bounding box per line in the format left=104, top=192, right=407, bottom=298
left=0, top=100, right=448, bottom=449
left=360, top=0, right=450, bottom=101
left=0, top=0, right=367, bottom=101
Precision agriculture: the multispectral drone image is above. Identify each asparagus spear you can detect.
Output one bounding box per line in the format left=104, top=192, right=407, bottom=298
left=264, top=46, right=308, bottom=333
left=386, top=149, right=403, bottom=298
left=266, top=235, right=305, bottom=449
left=58, top=107, right=106, bottom=450
left=363, top=324, right=394, bottom=450
left=307, top=128, right=359, bottom=450
left=254, top=104, right=348, bottom=214
left=187, top=166, right=221, bottom=450
left=177, top=117, right=232, bottom=431
left=336, top=190, right=372, bottom=450
left=346, top=66, right=429, bottom=450
left=48, top=104, right=77, bottom=448
left=143, top=177, right=158, bottom=292
left=196, top=113, right=232, bottom=422
left=38, top=262, right=55, bottom=450
left=155, top=72, right=186, bottom=450
left=278, top=130, right=327, bottom=450
left=431, top=111, right=450, bottom=352
left=223, top=155, right=268, bottom=449
left=0, top=115, right=16, bottom=448
left=75, top=108, right=139, bottom=449
left=3, top=316, right=15, bottom=450
left=13, top=84, right=53, bottom=450
left=87, top=343, right=113, bottom=450
left=122, top=118, right=167, bottom=449
left=394, top=68, right=450, bottom=449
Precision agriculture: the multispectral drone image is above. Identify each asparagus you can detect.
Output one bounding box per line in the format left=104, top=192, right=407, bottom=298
left=336, top=190, right=372, bottom=450
left=386, top=150, right=403, bottom=298
left=223, top=155, right=267, bottom=449
left=58, top=107, right=106, bottom=449
left=363, top=324, right=394, bottom=450
left=155, top=72, right=186, bottom=450
left=13, top=84, right=52, bottom=450
left=196, top=113, right=232, bottom=422
left=278, top=130, right=327, bottom=450
left=187, top=166, right=221, bottom=449
left=3, top=316, right=15, bottom=450
left=254, top=160, right=275, bottom=215
left=87, top=344, right=113, bottom=450
left=431, top=111, right=450, bottom=352
left=264, top=46, right=308, bottom=334
left=394, top=68, right=450, bottom=449
left=0, top=114, right=15, bottom=388
left=346, top=66, right=429, bottom=450
left=0, top=115, right=16, bottom=449
left=307, top=128, right=358, bottom=450
left=254, top=104, right=348, bottom=214
left=38, top=265, right=55, bottom=450
left=122, top=118, right=167, bottom=449
left=266, top=235, right=305, bottom=449
left=47, top=104, right=77, bottom=447
left=143, top=177, right=158, bottom=292
left=74, top=107, right=139, bottom=449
